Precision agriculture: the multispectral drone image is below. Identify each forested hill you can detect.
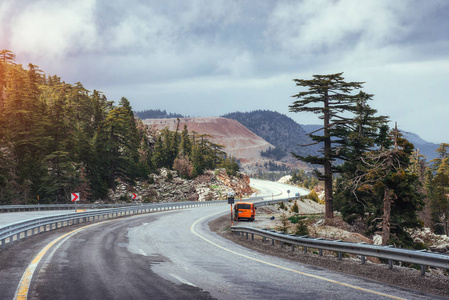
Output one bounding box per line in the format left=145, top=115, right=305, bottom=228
left=301, top=125, right=440, bottom=161
left=135, top=109, right=185, bottom=119
left=222, top=110, right=320, bottom=160
left=0, top=50, right=238, bottom=205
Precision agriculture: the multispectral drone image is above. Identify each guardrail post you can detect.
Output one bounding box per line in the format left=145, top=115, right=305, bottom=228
left=319, top=249, right=323, bottom=256
left=272, top=239, right=274, bottom=245
left=421, top=265, right=426, bottom=276
left=361, top=256, right=366, bottom=264
left=251, top=233, right=254, bottom=241
left=291, top=244, right=295, bottom=251
left=304, top=246, right=308, bottom=254
left=338, top=252, right=342, bottom=260
left=388, top=259, right=393, bottom=269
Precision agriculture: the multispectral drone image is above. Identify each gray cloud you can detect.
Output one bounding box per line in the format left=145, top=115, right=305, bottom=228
left=1, top=0, right=448, bottom=143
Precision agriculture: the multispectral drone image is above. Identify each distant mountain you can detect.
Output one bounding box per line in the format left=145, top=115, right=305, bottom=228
left=135, top=109, right=185, bottom=119
left=301, top=125, right=439, bottom=161
left=402, top=132, right=439, bottom=161
left=136, top=108, right=440, bottom=164
left=222, top=110, right=320, bottom=161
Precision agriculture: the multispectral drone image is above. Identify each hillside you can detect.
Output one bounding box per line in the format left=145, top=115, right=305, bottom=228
left=141, top=117, right=274, bottom=167
left=222, top=110, right=320, bottom=161
left=402, top=132, right=439, bottom=161
left=302, top=125, right=440, bottom=162
left=140, top=109, right=441, bottom=169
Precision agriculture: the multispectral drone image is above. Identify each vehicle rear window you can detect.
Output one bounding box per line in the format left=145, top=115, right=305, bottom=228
left=236, top=204, right=252, bottom=209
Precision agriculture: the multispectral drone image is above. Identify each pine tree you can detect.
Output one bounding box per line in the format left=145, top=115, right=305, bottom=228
left=344, top=126, right=423, bottom=246
left=101, top=97, right=141, bottom=189
left=179, top=124, right=192, bottom=156
left=334, top=92, right=389, bottom=220
left=289, top=73, right=365, bottom=219
left=429, top=143, right=449, bottom=234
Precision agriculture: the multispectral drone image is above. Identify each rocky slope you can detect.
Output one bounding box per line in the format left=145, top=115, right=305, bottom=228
left=107, top=168, right=256, bottom=203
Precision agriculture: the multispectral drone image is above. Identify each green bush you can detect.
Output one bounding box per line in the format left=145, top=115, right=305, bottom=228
left=291, top=200, right=299, bottom=213
left=166, top=172, right=173, bottom=182
left=295, top=220, right=309, bottom=236
left=278, top=214, right=290, bottom=233
left=288, top=214, right=307, bottom=224
left=278, top=201, right=286, bottom=210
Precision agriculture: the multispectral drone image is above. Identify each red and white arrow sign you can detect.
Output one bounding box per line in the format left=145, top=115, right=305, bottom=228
left=132, top=193, right=137, bottom=200
left=71, top=192, right=79, bottom=202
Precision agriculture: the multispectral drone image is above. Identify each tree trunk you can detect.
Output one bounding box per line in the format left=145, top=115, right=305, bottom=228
left=444, top=213, right=449, bottom=237
left=382, top=188, right=391, bottom=246
left=323, top=91, right=333, bottom=219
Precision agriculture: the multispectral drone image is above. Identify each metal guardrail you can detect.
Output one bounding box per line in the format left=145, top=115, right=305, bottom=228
left=0, top=200, right=227, bottom=249
left=253, top=195, right=310, bottom=209
left=0, top=203, right=140, bottom=213
left=231, top=226, right=449, bottom=275
left=0, top=183, right=308, bottom=213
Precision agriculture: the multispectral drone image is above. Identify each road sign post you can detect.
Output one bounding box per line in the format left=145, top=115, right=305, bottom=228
left=71, top=192, right=80, bottom=211
left=227, top=193, right=235, bottom=226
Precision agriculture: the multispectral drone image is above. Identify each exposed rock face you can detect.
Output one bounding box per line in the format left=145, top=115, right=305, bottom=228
left=142, top=117, right=274, bottom=167
left=107, top=168, right=256, bottom=203
left=216, top=170, right=255, bottom=198
left=409, top=228, right=449, bottom=253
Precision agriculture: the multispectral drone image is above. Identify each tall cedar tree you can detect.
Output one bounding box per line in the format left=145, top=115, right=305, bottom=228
left=348, top=128, right=424, bottom=246
left=334, top=92, right=389, bottom=221
left=289, top=73, right=364, bottom=219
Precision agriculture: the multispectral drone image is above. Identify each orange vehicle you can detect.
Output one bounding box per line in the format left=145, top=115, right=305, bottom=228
left=234, top=202, right=256, bottom=222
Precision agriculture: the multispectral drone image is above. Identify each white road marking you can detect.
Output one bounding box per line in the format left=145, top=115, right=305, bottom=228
left=190, top=211, right=406, bottom=300
left=170, top=273, right=197, bottom=287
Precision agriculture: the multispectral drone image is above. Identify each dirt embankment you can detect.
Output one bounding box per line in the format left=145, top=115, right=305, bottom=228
left=142, top=117, right=273, bottom=166
left=209, top=200, right=449, bottom=297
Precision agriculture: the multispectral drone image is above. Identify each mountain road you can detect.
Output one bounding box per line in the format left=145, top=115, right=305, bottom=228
left=0, top=180, right=443, bottom=299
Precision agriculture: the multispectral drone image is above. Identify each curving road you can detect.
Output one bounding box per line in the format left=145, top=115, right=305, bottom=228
left=1, top=180, right=443, bottom=299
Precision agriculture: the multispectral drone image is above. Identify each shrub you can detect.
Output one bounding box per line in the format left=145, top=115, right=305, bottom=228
left=278, top=201, right=285, bottom=210
left=291, top=200, right=299, bottom=213
left=307, top=189, right=319, bottom=202
left=295, top=220, right=309, bottom=236
left=166, top=172, right=173, bottom=182
left=288, top=214, right=306, bottom=224
left=277, top=214, right=290, bottom=233
left=173, top=154, right=193, bottom=178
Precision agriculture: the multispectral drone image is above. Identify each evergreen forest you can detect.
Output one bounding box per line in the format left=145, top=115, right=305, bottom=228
left=0, top=50, right=238, bottom=205
left=289, top=72, right=449, bottom=247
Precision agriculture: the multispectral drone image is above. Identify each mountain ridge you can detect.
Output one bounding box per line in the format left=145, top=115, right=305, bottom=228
left=136, top=109, right=441, bottom=165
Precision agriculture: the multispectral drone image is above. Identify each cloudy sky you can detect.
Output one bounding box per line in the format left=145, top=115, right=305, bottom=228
left=1, top=0, right=448, bottom=143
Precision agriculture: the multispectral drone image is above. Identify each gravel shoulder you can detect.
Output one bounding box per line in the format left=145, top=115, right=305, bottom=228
left=209, top=214, right=449, bottom=298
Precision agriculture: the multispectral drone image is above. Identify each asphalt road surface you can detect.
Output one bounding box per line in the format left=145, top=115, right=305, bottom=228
left=0, top=180, right=444, bottom=299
